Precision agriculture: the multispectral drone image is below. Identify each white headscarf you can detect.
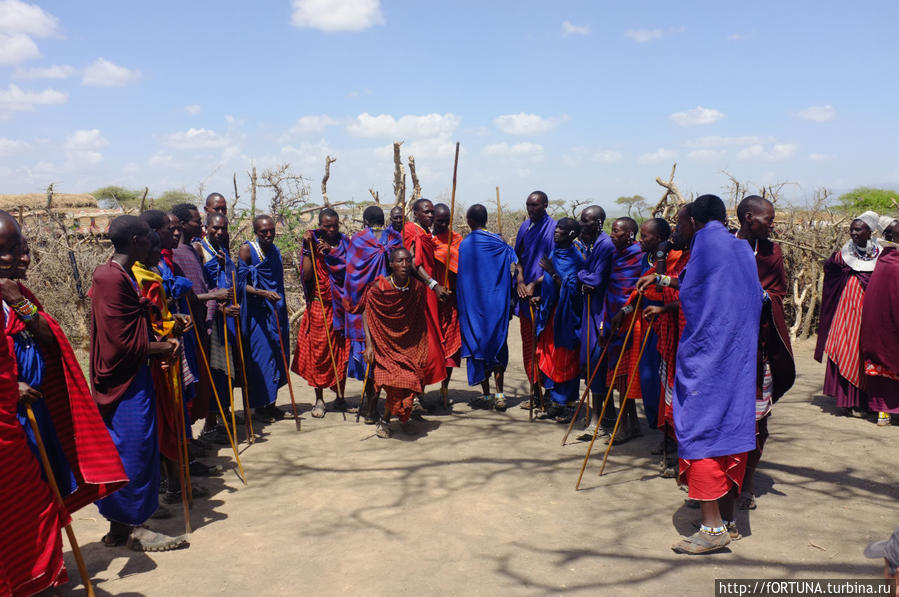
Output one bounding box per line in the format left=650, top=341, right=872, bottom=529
left=878, top=215, right=898, bottom=235
left=855, top=210, right=880, bottom=233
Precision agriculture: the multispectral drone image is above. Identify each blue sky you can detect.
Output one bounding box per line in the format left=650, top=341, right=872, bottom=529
left=1, top=0, right=898, bottom=212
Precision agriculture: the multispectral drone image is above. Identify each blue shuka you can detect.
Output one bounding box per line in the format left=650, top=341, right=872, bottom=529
left=674, top=221, right=764, bottom=460
left=513, top=213, right=556, bottom=320
left=457, top=229, right=518, bottom=385
left=237, top=240, right=288, bottom=408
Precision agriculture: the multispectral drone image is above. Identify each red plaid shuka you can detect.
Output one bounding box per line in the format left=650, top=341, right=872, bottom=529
left=433, top=231, right=462, bottom=367
left=292, top=241, right=349, bottom=389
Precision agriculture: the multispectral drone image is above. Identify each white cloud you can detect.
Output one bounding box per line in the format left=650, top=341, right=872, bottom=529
left=482, top=142, right=544, bottom=161
left=684, top=135, right=772, bottom=148
left=638, top=148, right=677, bottom=164
left=161, top=128, right=231, bottom=150
left=291, top=0, right=384, bottom=32
left=625, top=28, right=664, bottom=42
left=687, top=149, right=727, bottom=161
left=492, top=112, right=565, bottom=135
left=736, top=143, right=798, bottom=161
left=0, top=32, right=38, bottom=64
left=286, top=114, right=339, bottom=136
left=0, top=0, right=59, bottom=37
left=728, top=32, right=752, bottom=41
left=808, top=153, right=831, bottom=161
left=184, top=104, right=201, bottom=115
left=561, top=20, right=589, bottom=36
left=12, top=63, right=75, bottom=79
left=594, top=150, right=622, bottom=163
left=82, top=58, right=141, bottom=87
left=0, top=137, right=29, bottom=155
left=669, top=106, right=724, bottom=127
left=346, top=112, right=460, bottom=138
left=148, top=152, right=177, bottom=168
left=798, top=104, right=836, bottom=122
left=64, top=129, right=108, bottom=165
left=0, top=83, right=67, bottom=117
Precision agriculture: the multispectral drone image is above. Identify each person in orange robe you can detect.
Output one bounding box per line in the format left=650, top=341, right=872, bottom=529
left=431, top=203, right=463, bottom=403
left=402, top=199, right=449, bottom=399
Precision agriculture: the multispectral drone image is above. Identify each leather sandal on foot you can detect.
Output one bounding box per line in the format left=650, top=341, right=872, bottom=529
left=375, top=420, right=392, bottom=438
left=671, top=530, right=731, bottom=554
left=311, top=401, right=326, bottom=418
left=737, top=494, right=757, bottom=510
left=128, top=527, right=189, bottom=552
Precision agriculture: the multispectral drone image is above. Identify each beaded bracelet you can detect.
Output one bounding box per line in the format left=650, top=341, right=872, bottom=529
left=13, top=299, right=38, bottom=322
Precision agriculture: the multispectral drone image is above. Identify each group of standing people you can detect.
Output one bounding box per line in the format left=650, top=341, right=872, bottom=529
left=3, top=188, right=897, bottom=594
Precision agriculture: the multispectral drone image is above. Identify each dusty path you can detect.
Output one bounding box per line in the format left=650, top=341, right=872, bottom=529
left=61, top=337, right=895, bottom=596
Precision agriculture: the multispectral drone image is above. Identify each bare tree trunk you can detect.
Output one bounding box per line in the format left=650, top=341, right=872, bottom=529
left=368, top=188, right=379, bottom=204
left=393, top=141, right=405, bottom=207
left=250, top=166, right=257, bottom=219
left=321, top=156, right=337, bottom=206
left=139, top=186, right=149, bottom=213
left=231, top=172, right=240, bottom=214
left=652, top=163, right=685, bottom=220
left=408, top=156, right=422, bottom=200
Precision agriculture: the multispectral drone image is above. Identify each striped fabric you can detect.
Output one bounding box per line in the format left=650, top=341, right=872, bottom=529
left=756, top=360, right=773, bottom=420
left=824, top=275, right=865, bottom=387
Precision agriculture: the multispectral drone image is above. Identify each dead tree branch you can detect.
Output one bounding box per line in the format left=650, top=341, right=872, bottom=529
left=393, top=141, right=406, bottom=207
left=408, top=155, right=422, bottom=200
left=321, top=155, right=337, bottom=206
left=652, top=163, right=686, bottom=220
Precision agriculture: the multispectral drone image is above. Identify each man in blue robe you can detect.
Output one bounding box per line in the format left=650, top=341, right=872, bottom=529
left=575, top=205, right=616, bottom=438
left=196, top=213, right=241, bottom=434
left=533, top=218, right=585, bottom=420
left=237, top=214, right=288, bottom=423
left=91, top=215, right=187, bottom=551
left=457, top=204, right=518, bottom=410
left=662, top=195, right=764, bottom=555
left=343, top=206, right=402, bottom=421
left=514, top=191, right=557, bottom=408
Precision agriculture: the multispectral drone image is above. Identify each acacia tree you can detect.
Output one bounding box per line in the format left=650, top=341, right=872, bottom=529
left=836, top=187, right=899, bottom=214
left=616, top=194, right=649, bottom=218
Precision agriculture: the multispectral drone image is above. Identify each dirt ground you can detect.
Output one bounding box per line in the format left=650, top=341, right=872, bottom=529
left=59, top=336, right=895, bottom=596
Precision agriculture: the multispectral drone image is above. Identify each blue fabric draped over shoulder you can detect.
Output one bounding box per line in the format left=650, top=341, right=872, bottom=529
left=12, top=327, right=77, bottom=496
left=673, top=220, right=764, bottom=460
left=198, top=238, right=237, bottom=342
left=577, top=233, right=614, bottom=363
left=237, top=241, right=288, bottom=408
left=457, top=230, right=518, bottom=385
left=535, top=244, right=585, bottom=349
left=513, top=214, right=556, bottom=319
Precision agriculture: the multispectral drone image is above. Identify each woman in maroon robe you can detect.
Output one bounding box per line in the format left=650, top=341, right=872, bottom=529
left=860, top=217, right=899, bottom=425
left=815, top=213, right=881, bottom=415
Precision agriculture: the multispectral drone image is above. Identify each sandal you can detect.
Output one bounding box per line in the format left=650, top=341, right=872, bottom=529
left=128, top=527, right=189, bottom=552
left=311, top=400, right=326, bottom=419
left=737, top=494, right=757, bottom=510
left=493, top=394, right=507, bottom=411
left=333, top=398, right=349, bottom=412
left=671, top=530, right=731, bottom=554
left=877, top=412, right=891, bottom=427
left=605, top=428, right=634, bottom=446
left=375, top=420, right=392, bottom=439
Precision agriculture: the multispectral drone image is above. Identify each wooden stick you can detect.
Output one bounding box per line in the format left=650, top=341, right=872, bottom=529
left=576, top=295, right=641, bottom=490
left=270, top=300, right=301, bottom=431
left=230, top=270, right=255, bottom=444
left=169, top=363, right=191, bottom=533
left=356, top=359, right=372, bottom=423
left=495, top=186, right=503, bottom=237
left=528, top=303, right=545, bottom=421
left=442, top=142, right=461, bottom=289
left=308, top=235, right=344, bottom=400
left=24, top=403, right=96, bottom=597
left=562, top=296, right=613, bottom=446
left=222, top=313, right=239, bottom=446
left=598, top=315, right=657, bottom=476
left=184, top=299, right=246, bottom=484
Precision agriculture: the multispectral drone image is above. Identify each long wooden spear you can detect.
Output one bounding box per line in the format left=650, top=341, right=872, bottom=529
left=185, top=300, right=246, bottom=484
left=575, top=294, right=641, bottom=490
left=442, top=142, right=461, bottom=288
left=270, top=300, right=301, bottom=431
left=169, top=361, right=191, bottom=533
left=24, top=403, right=96, bottom=597
left=598, top=315, right=656, bottom=477
left=230, top=269, right=255, bottom=444
left=222, top=313, right=239, bottom=446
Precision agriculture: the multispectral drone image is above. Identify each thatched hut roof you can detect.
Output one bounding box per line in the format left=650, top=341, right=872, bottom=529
left=0, top=193, right=97, bottom=211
